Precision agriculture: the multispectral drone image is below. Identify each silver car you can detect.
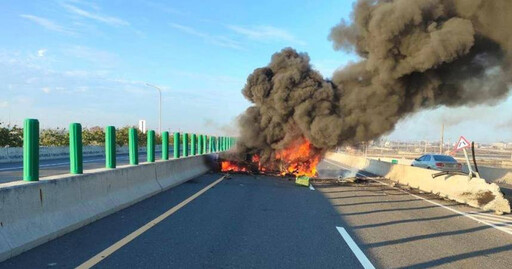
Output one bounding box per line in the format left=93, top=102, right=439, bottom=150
left=411, top=154, right=462, bottom=172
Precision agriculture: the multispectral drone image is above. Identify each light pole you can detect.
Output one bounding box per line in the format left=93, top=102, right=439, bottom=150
left=146, top=83, right=162, bottom=134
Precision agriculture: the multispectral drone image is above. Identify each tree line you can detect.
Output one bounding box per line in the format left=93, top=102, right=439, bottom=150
left=0, top=123, right=166, bottom=147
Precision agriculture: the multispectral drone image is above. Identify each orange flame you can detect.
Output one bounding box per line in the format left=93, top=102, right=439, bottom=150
left=221, top=160, right=248, bottom=172
left=220, top=139, right=320, bottom=177
left=275, top=139, right=320, bottom=177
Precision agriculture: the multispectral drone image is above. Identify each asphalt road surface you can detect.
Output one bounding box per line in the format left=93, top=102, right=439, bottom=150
left=0, top=151, right=166, bottom=184
left=2, top=160, right=512, bottom=268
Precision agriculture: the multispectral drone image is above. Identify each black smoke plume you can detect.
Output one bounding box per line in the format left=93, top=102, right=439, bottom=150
left=234, top=0, right=512, bottom=166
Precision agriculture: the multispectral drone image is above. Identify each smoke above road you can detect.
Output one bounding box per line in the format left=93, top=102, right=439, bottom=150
left=234, top=0, right=512, bottom=167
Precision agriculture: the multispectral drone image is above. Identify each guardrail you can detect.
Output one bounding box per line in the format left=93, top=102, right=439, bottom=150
left=18, top=118, right=238, bottom=182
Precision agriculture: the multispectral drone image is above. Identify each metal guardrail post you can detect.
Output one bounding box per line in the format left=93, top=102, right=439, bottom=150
left=69, top=123, right=83, bottom=174
left=147, top=130, right=155, bottom=162
left=105, top=126, right=116, bottom=168
left=191, top=134, right=197, bottom=155
left=162, top=131, right=169, bottom=160
left=202, top=135, right=206, bottom=154
left=23, top=119, right=39, bottom=181
left=183, top=133, right=189, bottom=157
left=198, top=135, right=202, bottom=154
left=129, top=128, right=138, bottom=165
left=174, top=132, right=180, bottom=159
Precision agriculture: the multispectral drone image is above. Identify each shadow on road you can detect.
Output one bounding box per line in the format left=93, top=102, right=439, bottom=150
left=397, top=244, right=512, bottom=269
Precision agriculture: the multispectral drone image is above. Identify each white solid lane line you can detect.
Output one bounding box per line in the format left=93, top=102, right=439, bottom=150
left=470, top=211, right=512, bottom=221
left=77, top=176, right=225, bottom=269
left=336, top=226, right=376, bottom=269
left=467, top=213, right=512, bottom=225
left=309, top=184, right=315, bottom=191
left=324, top=159, right=512, bottom=237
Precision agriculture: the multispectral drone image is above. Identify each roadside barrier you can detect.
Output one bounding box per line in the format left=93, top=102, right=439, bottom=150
left=0, top=154, right=217, bottom=262
left=326, top=152, right=511, bottom=214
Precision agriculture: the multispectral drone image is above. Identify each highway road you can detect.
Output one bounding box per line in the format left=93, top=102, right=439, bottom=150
left=2, top=160, right=512, bottom=268
left=0, top=151, right=164, bottom=184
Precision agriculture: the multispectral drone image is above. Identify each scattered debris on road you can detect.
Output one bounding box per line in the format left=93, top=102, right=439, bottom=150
left=295, top=176, right=310, bottom=187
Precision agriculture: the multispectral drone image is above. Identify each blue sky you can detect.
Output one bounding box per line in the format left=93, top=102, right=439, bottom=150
left=0, top=0, right=511, bottom=143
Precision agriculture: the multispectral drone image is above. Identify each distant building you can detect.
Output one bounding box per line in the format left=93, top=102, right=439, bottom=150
left=491, top=142, right=507, bottom=149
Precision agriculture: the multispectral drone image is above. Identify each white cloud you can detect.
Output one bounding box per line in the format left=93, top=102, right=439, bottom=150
left=0, top=100, right=8, bottom=108
left=37, top=49, right=47, bottom=57
left=227, top=25, right=305, bottom=45
left=63, top=45, right=119, bottom=68
left=0, top=49, right=245, bottom=132
left=170, top=23, right=243, bottom=50
left=42, top=87, right=51, bottom=94
left=20, top=14, right=74, bottom=34
left=62, top=3, right=129, bottom=26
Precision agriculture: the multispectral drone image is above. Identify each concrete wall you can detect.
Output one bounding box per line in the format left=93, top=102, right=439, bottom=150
left=326, top=152, right=511, bottom=214
left=0, top=145, right=162, bottom=164
left=369, top=156, right=512, bottom=185
left=0, top=154, right=216, bottom=262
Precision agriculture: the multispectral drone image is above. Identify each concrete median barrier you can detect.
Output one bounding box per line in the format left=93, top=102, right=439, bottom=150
left=326, top=152, right=511, bottom=214
left=0, top=154, right=216, bottom=262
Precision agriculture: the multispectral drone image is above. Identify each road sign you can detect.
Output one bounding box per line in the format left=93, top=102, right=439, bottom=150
left=454, top=136, right=470, bottom=151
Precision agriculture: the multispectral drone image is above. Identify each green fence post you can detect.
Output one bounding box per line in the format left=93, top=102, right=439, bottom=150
left=191, top=134, right=197, bottom=155
left=183, top=133, right=189, bottom=157
left=198, top=134, right=203, bottom=155
left=208, top=135, right=213, bottom=153
left=203, top=135, right=207, bottom=153
left=198, top=134, right=202, bottom=154
left=174, top=132, right=180, bottom=159
left=202, top=135, right=207, bottom=153
left=147, top=130, right=155, bottom=162
left=105, top=126, right=116, bottom=169
left=162, top=131, right=169, bottom=160
left=129, top=128, right=138, bottom=165
left=69, top=123, right=83, bottom=174
left=23, top=119, right=39, bottom=181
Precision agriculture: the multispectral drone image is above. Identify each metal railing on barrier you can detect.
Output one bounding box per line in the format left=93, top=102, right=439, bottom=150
left=20, top=118, right=238, bottom=181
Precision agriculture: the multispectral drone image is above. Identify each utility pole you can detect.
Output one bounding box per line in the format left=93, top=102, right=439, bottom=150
left=440, top=122, right=444, bottom=154
left=146, top=83, right=162, bottom=134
